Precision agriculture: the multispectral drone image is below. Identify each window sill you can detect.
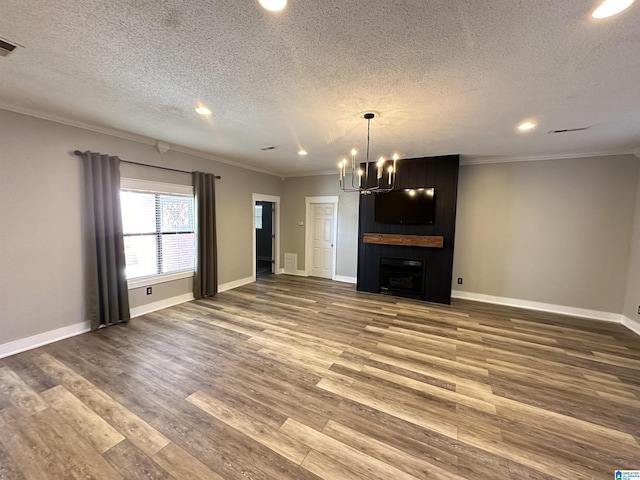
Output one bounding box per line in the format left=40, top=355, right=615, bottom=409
left=127, top=271, right=194, bottom=290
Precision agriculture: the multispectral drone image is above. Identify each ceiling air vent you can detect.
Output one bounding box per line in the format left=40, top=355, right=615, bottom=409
left=0, top=38, right=17, bottom=57
left=548, top=127, right=590, bottom=134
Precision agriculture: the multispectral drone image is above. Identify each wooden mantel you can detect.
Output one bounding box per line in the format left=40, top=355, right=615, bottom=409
left=363, top=233, right=444, bottom=248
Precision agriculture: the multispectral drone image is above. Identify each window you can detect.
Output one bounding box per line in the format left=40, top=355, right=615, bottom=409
left=120, top=179, right=195, bottom=282
left=255, top=204, right=263, bottom=229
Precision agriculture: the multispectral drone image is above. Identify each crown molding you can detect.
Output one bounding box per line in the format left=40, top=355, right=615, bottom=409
left=0, top=103, right=156, bottom=146
left=286, top=151, right=640, bottom=177
left=0, top=103, right=282, bottom=178
left=461, top=150, right=637, bottom=166
left=169, top=144, right=281, bottom=177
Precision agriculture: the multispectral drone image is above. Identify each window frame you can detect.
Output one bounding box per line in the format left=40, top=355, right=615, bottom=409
left=120, top=178, right=195, bottom=289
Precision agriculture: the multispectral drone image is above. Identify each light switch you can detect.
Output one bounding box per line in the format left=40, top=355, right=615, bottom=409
left=298, top=221, right=304, bottom=226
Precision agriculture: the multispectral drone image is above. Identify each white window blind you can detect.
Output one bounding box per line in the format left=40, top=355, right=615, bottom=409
left=120, top=179, right=195, bottom=281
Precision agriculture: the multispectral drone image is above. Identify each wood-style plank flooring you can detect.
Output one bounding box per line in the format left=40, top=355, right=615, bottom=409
left=1, top=275, right=639, bottom=479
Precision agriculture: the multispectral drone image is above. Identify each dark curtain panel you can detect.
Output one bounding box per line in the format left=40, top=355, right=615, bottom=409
left=81, top=151, right=130, bottom=330
left=193, top=171, right=218, bottom=298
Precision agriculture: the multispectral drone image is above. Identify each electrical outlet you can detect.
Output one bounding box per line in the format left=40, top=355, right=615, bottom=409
left=146, top=287, right=152, bottom=295
left=457, top=278, right=463, bottom=285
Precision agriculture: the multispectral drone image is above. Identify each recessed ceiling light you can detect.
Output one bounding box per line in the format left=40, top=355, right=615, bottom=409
left=298, top=149, right=308, bottom=156
left=518, top=121, right=537, bottom=132
left=259, top=0, right=287, bottom=12
left=592, top=0, right=635, bottom=18
left=195, top=106, right=212, bottom=115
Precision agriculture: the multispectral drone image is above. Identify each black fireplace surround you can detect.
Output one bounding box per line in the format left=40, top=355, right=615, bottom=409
left=357, top=155, right=459, bottom=304
left=379, top=258, right=424, bottom=299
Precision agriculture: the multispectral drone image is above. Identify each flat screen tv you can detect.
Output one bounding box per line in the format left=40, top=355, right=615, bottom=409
left=374, top=188, right=435, bottom=224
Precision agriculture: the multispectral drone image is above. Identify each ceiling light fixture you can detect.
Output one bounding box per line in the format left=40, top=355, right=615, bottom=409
left=195, top=105, right=212, bottom=115
left=259, top=0, right=287, bottom=12
left=338, top=113, right=398, bottom=195
left=592, top=0, right=635, bottom=18
left=298, top=149, right=308, bottom=156
left=518, top=121, right=537, bottom=131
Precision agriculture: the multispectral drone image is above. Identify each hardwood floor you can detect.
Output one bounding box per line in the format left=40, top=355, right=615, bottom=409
left=1, top=275, right=639, bottom=479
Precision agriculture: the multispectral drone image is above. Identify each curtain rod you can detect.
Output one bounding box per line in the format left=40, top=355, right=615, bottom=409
left=73, top=150, right=221, bottom=179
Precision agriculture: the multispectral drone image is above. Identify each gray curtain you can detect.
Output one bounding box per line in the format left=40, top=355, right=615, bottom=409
left=81, top=151, right=130, bottom=330
left=193, top=171, right=218, bottom=298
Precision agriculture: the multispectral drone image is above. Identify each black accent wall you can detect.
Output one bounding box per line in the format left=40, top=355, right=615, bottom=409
left=357, top=155, right=460, bottom=304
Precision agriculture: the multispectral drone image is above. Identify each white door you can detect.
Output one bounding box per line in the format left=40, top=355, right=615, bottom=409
left=310, top=203, right=334, bottom=279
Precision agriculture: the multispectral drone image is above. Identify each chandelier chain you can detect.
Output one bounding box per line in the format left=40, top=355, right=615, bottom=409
left=366, top=117, right=371, bottom=164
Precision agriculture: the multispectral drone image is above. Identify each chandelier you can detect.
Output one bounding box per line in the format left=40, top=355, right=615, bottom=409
left=338, top=113, right=398, bottom=195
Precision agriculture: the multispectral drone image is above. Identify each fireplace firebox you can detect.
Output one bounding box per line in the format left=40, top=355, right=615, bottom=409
left=379, top=258, right=424, bottom=299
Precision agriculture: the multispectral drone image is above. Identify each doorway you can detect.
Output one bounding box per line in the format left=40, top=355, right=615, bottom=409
left=252, top=194, right=280, bottom=281
left=255, top=201, right=274, bottom=277
left=305, top=196, right=338, bottom=280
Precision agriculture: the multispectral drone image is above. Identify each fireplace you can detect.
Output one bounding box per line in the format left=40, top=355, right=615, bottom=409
left=379, top=257, right=424, bottom=299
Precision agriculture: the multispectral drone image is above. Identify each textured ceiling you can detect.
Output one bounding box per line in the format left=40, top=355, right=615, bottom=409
left=1, top=0, right=639, bottom=175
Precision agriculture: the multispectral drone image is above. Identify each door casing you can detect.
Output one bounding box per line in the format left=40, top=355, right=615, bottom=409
left=305, top=196, right=339, bottom=280
left=252, top=193, right=280, bottom=282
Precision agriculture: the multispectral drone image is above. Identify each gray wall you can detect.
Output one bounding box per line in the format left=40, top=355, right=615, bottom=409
left=623, top=170, right=640, bottom=325
left=0, top=109, right=281, bottom=345
left=128, top=277, right=192, bottom=311
left=453, top=155, right=639, bottom=314
left=2, top=106, right=639, bottom=348
left=1, top=112, right=84, bottom=344
left=281, top=175, right=359, bottom=279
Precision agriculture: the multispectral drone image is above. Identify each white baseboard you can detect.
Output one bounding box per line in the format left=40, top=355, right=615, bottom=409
left=280, top=266, right=310, bottom=276
left=279, top=270, right=308, bottom=277
left=622, top=316, right=640, bottom=337
left=0, top=321, right=91, bottom=359
left=279, top=269, right=354, bottom=282
left=130, top=292, right=195, bottom=318
left=334, top=275, right=357, bottom=284
left=451, top=290, right=622, bottom=323
left=218, top=276, right=255, bottom=293
left=451, top=289, right=640, bottom=338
